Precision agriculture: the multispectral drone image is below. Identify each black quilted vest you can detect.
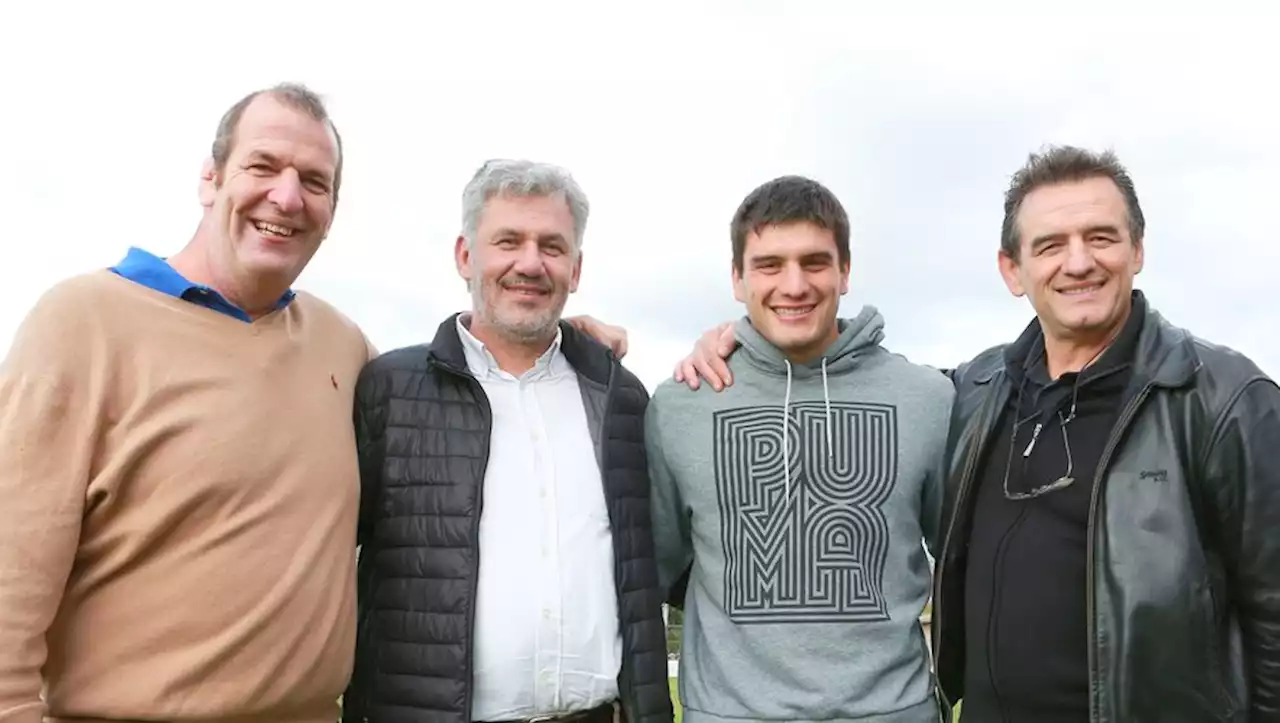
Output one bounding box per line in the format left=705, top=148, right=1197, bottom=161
left=341, top=314, right=672, bottom=723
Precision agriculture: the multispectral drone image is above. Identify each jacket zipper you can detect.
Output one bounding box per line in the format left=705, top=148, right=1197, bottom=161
left=437, top=360, right=493, bottom=723
left=930, top=433, right=981, bottom=713
left=931, top=382, right=1004, bottom=713
left=1084, top=382, right=1153, bottom=722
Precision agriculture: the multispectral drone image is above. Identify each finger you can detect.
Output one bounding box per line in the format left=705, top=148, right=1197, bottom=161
left=694, top=358, right=724, bottom=392
left=712, top=357, right=732, bottom=386
left=716, top=326, right=734, bottom=354
left=614, top=335, right=629, bottom=359
left=679, top=360, right=701, bottom=390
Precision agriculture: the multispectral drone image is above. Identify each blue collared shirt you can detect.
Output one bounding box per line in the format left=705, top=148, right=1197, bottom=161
left=109, top=247, right=295, bottom=322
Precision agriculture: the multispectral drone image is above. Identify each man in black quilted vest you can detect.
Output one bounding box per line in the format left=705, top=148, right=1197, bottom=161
left=341, top=159, right=673, bottom=723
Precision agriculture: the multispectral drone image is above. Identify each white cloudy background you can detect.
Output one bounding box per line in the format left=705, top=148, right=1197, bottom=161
left=1, top=3, right=1276, bottom=388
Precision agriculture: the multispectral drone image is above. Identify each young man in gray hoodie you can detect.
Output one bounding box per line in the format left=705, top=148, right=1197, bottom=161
left=646, top=175, right=955, bottom=723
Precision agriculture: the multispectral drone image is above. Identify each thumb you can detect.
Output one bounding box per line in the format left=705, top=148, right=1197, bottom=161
left=717, top=324, right=735, bottom=355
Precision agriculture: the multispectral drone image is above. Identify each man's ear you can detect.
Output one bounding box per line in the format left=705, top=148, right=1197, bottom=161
left=569, top=249, right=583, bottom=294
left=732, top=262, right=745, bottom=303
left=198, top=158, right=218, bottom=208
left=455, top=235, right=473, bottom=288
left=997, top=249, right=1026, bottom=297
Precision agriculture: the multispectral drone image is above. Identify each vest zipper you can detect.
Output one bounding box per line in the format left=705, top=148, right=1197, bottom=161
left=437, top=360, right=493, bottom=723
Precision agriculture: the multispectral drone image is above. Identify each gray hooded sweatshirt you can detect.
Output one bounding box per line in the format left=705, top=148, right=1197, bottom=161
left=646, top=307, right=954, bottom=723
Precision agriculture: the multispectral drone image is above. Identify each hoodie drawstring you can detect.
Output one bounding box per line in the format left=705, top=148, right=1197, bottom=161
left=821, top=357, right=832, bottom=459
left=782, top=359, right=792, bottom=502
left=781, top=357, right=835, bottom=503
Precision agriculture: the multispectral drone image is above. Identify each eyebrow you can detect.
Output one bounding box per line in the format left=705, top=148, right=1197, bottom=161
left=492, top=229, right=568, bottom=244
left=245, top=150, right=333, bottom=184
left=1030, top=224, right=1123, bottom=249
left=244, top=150, right=279, bottom=166
left=749, top=251, right=834, bottom=265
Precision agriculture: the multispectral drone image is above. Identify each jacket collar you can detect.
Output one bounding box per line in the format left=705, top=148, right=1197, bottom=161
left=975, top=290, right=1199, bottom=390
left=1130, top=297, right=1201, bottom=389
left=427, top=312, right=616, bottom=386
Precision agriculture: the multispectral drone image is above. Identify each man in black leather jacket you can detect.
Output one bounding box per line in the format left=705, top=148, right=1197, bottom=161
left=661, top=145, right=1279, bottom=722
left=931, top=145, right=1280, bottom=722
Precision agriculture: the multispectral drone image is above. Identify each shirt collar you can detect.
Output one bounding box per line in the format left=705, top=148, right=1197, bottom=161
left=111, top=246, right=296, bottom=310
left=456, top=313, right=568, bottom=381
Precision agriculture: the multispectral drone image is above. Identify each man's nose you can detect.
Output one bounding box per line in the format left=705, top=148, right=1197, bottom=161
left=267, top=169, right=305, bottom=215
left=1062, top=237, right=1097, bottom=276
left=779, top=264, right=808, bottom=296
left=512, top=240, right=545, bottom=275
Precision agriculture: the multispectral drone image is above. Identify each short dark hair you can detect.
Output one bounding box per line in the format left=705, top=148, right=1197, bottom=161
left=730, top=175, right=850, bottom=273
left=1001, top=145, right=1144, bottom=260
left=210, top=82, right=344, bottom=204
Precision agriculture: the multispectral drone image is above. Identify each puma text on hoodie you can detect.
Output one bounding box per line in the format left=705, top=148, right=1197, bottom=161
left=647, top=307, right=954, bottom=723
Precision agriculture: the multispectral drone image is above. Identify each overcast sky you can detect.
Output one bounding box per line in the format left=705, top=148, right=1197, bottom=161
left=2, top=3, right=1276, bottom=389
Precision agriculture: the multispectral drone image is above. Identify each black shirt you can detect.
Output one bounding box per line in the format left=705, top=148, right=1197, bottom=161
left=959, top=301, right=1144, bottom=723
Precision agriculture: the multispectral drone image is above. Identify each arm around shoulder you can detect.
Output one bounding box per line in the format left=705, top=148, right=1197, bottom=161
left=919, top=372, right=957, bottom=559
left=644, top=383, right=694, bottom=605
left=0, top=285, right=102, bottom=722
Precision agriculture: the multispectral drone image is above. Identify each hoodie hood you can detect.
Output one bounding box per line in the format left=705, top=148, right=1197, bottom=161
left=643, top=301, right=955, bottom=721
left=732, top=303, right=886, bottom=379
left=730, top=304, right=888, bottom=501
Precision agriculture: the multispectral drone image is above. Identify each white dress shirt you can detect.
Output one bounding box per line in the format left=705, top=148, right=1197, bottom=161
left=459, top=317, right=622, bottom=721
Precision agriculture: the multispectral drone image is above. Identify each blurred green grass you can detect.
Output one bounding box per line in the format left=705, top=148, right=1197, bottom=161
left=669, top=677, right=681, bottom=722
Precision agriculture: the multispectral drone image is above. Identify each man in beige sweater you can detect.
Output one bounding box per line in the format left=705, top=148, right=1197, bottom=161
left=0, top=83, right=371, bottom=723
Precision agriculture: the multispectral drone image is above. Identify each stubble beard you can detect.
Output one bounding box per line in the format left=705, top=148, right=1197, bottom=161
left=471, top=278, right=566, bottom=346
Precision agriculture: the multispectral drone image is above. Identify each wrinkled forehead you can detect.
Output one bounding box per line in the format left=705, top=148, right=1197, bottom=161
left=1017, top=178, right=1131, bottom=241
left=229, top=101, right=340, bottom=176
left=478, top=193, right=576, bottom=240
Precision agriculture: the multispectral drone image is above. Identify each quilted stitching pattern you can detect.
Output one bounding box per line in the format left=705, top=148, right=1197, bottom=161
left=343, top=316, right=672, bottom=723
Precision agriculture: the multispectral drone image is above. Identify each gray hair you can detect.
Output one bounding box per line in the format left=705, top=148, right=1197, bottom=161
left=460, top=159, right=589, bottom=249
left=211, top=82, right=344, bottom=203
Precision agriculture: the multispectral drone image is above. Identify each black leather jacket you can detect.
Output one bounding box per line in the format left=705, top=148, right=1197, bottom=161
left=931, top=295, right=1280, bottom=722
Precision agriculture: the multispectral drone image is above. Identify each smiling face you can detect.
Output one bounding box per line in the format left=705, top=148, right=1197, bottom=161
left=998, top=176, right=1144, bottom=345
left=733, top=221, right=849, bottom=363
left=456, top=193, right=582, bottom=345
left=198, top=94, right=339, bottom=293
